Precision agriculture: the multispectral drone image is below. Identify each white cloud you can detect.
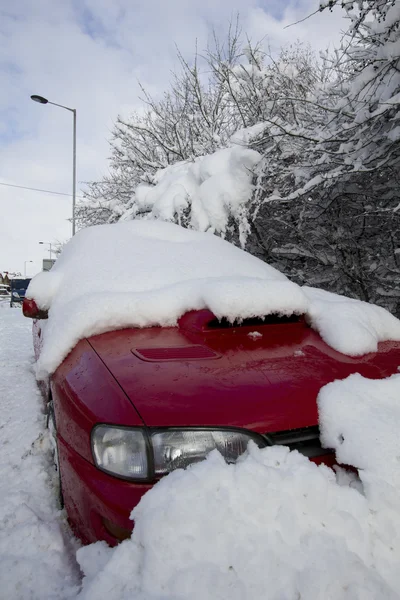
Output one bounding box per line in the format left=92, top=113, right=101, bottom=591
left=0, top=0, right=345, bottom=275
left=245, top=1, right=346, bottom=53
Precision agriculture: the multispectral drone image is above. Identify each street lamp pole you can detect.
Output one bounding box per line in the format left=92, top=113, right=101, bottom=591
left=30, top=95, right=77, bottom=236
left=24, top=261, right=33, bottom=277
left=39, top=241, right=53, bottom=259
left=72, top=108, right=76, bottom=236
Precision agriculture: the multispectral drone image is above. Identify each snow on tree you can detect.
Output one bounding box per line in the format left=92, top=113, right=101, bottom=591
left=130, top=145, right=261, bottom=247
left=77, top=31, right=322, bottom=243
left=246, top=0, right=400, bottom=312
left=252, top=0, right=400, bottom=202
left=77, top=22, right=247, bottom=229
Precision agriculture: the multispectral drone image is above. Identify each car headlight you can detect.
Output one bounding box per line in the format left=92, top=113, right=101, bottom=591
left=92, top=426, right=148, bottom=479
left=151, top=429, right=263, bottom=475
left=13, top=292, right=20, bottom=298
left=91, top=426, right=265, bottom=481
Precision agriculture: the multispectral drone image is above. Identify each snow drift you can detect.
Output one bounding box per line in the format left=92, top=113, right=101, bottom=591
left=27, top=220, right=400, bottom=379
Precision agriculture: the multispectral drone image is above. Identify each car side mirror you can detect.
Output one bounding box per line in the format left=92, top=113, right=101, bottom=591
left=22, top=297, right=48, bottom=320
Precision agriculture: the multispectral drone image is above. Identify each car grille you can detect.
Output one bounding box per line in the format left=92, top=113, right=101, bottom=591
left=264, top=425, right=332, bottom=458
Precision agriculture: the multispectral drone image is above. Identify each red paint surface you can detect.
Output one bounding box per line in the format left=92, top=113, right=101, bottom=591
left=88, top=311, right=400, bottom=432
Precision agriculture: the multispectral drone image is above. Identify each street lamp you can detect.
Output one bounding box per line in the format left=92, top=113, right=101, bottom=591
left=24, top=261, right=33, bottom=277
left=31, top=94, right=77, bottom=236
left=39, top=241, right=53, bottom=259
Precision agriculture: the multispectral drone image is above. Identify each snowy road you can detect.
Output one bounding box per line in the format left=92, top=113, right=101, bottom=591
left=0, top=307, right=80, bottom=599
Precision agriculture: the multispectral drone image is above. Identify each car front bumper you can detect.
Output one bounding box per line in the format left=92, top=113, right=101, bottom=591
left=58, top=434, right=152, bottom=546
left=58, top=430, right=337, bottom=546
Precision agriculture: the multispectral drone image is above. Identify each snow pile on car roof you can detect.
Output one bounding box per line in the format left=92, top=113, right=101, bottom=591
left=77, top=373, right=400, bottom=600
left=27, top=220, right=400, bottom=379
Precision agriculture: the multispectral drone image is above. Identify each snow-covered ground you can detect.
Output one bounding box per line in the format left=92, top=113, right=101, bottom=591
left=0, top=307, right=80, bottom=599
left=2, top=305, right=400, bottom=599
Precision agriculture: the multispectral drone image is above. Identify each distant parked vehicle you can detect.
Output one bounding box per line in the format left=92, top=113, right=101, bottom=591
left=10, top=278, right=31, bottom=307
left=0, top=284, right=11, bottom=299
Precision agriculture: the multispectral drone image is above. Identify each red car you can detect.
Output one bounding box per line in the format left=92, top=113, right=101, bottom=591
left=23, top=298, right=400, bottom=546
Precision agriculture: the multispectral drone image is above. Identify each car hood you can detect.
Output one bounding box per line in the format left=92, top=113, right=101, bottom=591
left=87, top=310, right=400, bottom=434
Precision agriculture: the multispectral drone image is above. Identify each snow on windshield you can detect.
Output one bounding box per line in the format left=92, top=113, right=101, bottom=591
left=27, top=220, right=400, bottom=379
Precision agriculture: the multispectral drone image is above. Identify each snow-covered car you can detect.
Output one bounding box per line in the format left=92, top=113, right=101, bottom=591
left=0, top=284, right=11, bottom=297
left=22, top=220, right=400, bottom=546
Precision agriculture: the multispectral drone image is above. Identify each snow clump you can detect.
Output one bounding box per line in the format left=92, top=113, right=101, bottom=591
left=132, top=145, right=261, bottom=247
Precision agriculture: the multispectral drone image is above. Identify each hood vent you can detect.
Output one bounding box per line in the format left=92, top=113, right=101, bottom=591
left=207, top=314, right=304, bottom=329
left=178, top=309, right=304, bottom=333
left=132, top=345, right=221, bottom=362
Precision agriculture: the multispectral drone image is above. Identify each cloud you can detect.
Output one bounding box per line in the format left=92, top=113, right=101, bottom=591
left=245, top=1, right=346, bottom=53
left=0, top=0, right=345, bottom=275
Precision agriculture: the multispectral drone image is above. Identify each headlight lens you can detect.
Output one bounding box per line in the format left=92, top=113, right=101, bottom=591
left=91, top=426, right=264, bottom=480
left=92, top=425, right=148, bottom=479
left=151, top=429, right=259, bottom=476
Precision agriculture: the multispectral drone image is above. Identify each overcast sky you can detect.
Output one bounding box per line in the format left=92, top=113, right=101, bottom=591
left=0, top=0, right=345, bottom=276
